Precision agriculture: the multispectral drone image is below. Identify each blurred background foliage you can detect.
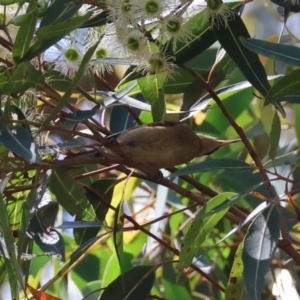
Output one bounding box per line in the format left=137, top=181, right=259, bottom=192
left=1, top=0, right=300, bottom=299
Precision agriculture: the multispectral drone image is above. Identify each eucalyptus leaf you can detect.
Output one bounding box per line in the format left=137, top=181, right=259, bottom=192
left=241, top=37, right=300, bottom=67
left=0, top=124, right=42, bottom=163
left=242, top=206, right=280, bottom=300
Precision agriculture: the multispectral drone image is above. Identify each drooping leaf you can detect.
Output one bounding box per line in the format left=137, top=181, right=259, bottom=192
left=80, top=10, right=109, bottom=28
left=100, top=266, right=156, bottom=300
left=179, top=192, right=236, bottom=268
left=242, top=205, right=280, bottom=300
left=49, top=168, right=95, bottom=219
left=212, top=13, right=270, bottom=97
left=12, top=5, right=38, bottom=63
left=0, top=124, right=42, bottom=163
left=225, top=242, right=245, bottom=300
left=23, top=14, right=91, bottom=61
left=171, top=1, right=243, bottom=64
left=241, top=38, right=300, bottom=67
left=0, top=179, right=25, bottom=294
left=169, top=158, right=253, bottom=178
left=0, top=62, right=44, bottom=94
left=40, top=0, right=81, bottom=27
left=264, top=68, right=300, bottom=105
left=268, top=111, right=281, bottom=160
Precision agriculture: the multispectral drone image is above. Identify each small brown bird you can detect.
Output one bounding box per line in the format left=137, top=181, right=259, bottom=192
left=102, top=122, right=240, bottom=178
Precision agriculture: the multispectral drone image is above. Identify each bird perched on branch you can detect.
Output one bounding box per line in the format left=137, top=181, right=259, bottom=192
left=102, top=121, right=240, bottom=178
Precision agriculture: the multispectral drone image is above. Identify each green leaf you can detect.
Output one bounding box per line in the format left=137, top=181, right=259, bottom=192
left=12, top=7, right=38, bottom=63
left=162, top=264, right=192, bottom=300
left=40, top=0, right=81, bottom=27
left=138, top=73, right=166, bottom=122
left=100, top=266, right=156, bottom=300
left=264, top=68, right=300, bottom=105
left=179, top=192, right=236, bottom=268
left=41, top=40, right=98, bottom=128
left=151, top=87, right=166, bottom=122
left=49, top=168, right=95, bottom=219
left=242, top=206, right=280, bottom=300
left=0, top=124, right=42, bottom=163
left=23, top=14, right=91, bottom=61
left=113, top=201, right=125, bottom=274
left=0, top=177, right=25, bottom=296
left=171, top=1, right=243, bottom=64
left=212, top=13, right=270, bottom=97
left=268, top=111, right=281, bottom=160
left=295, top=105, right=300, bottom=146
left=85, top=179, right=115, bottom=222
left=169, top=159, right=253, bottom=178
left=0, top=62, right=44, bottom=94
left=225, top=242, right=244, bottom=300
left=80, top=10, right=109, bottom=28
left=241, top=37, right=300, bottom=67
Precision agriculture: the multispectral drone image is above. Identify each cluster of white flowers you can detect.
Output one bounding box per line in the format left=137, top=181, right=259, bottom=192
left=0, top=1, right=235, bottom=80
left=43, top=0, right=200, bottom=80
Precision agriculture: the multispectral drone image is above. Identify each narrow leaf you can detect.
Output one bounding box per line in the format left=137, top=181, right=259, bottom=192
left=40, top=0, right=81, bottom=27
left=225, top=242, right=244, bottom=300
left=265, top=68, right=300, bottom=105
left=23, top=14, right=90, bottom=61
left=50, top=168, right=95, bottom=219
left=213, top=13, right=270, bottom=97
left=100, top=266, right=156, bottom=300
left=169, top=159, right=253, bottom=178
left=0, top=185, right=25, bottom=293
left=242, top=205, right=280, bottom=300
left=0, top=62, right=44, bottom=94
left=12, top=7, right=38, bottom=63
left=241, top=37, right=300, bottom=67
left=179, top=192, right=235, bottom=268
left=268, top=111, right=281, bottom=160
left=0, top=124, right=42, bottom=163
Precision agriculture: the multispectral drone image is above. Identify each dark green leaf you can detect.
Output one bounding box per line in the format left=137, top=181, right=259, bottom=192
left=50, top=168, right=95, bottom=218
left=85, top=179, right=115, bottom=222
left=0, top=181, right=25, bottom=292
left=213, top=14, right=270, bottom=97
left=265, top=68, right=300, bottom=105
left=63, top=104, right=100, bottom=126
left=0, top=124, right=42, bottom=163
left=169, top=158, right=253, bottom=178
left=0, top=62, right=44, bottom=94
left=242, top=206, right=280, bottom=300
left=171, top=2, right=243, bottom=64
left=23, top=14, right=90, bottom=61
left=241, top=38, right=300, bottom=67
left=80, top=10, right=109, bottom=28
left=40, top=0, right=81, bottom=27
left=113, top=201, right=125, bottom=273
left=100, top=266, right=156, bottom=300
left=268, top=111, right=281, bottom=160
left=37, top=14, right=90, bottom=39
left=12, top=7, right=38, bottom=63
